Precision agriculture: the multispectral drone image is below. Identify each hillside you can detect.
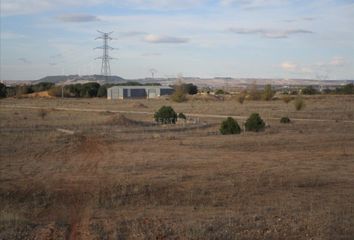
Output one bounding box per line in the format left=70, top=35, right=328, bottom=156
left=34, top=75, right=126, bottom=85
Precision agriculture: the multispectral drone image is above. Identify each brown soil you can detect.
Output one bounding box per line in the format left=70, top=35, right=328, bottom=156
left=1, top=96, right=354, bottom=239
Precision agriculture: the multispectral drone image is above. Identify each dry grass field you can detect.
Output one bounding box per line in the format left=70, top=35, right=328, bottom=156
left=1, top=95, right=354, bottom=239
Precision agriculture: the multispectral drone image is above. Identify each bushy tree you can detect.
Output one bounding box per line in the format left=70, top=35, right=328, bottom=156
left=154, top=106, right=177, bottom=124
left=245, top=113, right=265, bottom=132
left=335, top=83, right=354, bottom=94
left=220, top=117, right=241, bottom=135
left=302, top=86, right=318, bottom=95
left=31, top=82, right=54, bottom=92
left=15, top=85, right=33, bottom=97
left=81, top=82, right=100, bottom=97
left=182, top=83, right=198, bottom=95
left=0, top=83, right=6, bottom=98
left=97, top=85, right=107, bottom=97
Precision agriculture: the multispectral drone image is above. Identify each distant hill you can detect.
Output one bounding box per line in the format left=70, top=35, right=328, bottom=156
left=34, top=75, right=126, bottom=85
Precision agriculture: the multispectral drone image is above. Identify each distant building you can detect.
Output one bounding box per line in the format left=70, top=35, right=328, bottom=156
left=107, top=86, right=174, bottom=99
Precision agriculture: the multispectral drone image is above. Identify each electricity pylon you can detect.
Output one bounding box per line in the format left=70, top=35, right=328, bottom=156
left=95, top=30, right=115, bottom=80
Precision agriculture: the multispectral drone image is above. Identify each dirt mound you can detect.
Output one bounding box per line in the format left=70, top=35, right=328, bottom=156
left=25, top=91, right=54, bottom=98
left=132, top=102, right=148, bottom=108
left=106, top=114, right=139, bottom=126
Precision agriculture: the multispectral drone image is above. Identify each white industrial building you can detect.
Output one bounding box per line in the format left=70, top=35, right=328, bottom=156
left=107, top=86, right=174, bottom=99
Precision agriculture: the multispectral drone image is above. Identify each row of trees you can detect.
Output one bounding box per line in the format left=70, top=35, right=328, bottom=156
left=0, top=82, right=165, bottom=99
left=291, top=84, right=354, bottom=95
left=0, top=82, right=55, bottom=98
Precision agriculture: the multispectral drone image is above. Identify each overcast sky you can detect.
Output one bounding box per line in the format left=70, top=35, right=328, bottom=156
left=1, top=0, right=353, bottom=80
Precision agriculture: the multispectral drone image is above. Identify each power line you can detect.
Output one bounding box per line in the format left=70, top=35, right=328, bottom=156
left=95, top=30, right=115, bottom=80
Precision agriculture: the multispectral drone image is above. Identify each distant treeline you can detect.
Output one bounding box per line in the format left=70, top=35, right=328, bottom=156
left=0, top=81, right=162, bottom=98
left=1, top=82, right=353, bottom=99
left=300, top=84, right=354, bottom=95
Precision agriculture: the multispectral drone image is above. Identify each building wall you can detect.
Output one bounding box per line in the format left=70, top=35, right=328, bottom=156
left=107, top=86, right=173, bottom=100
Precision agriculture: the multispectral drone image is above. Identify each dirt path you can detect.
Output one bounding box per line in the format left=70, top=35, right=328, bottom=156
left=2, top=104, right=354, bottom=123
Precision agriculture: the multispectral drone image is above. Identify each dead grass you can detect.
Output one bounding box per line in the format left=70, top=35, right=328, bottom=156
left=1, top=96, right=354, bottom=239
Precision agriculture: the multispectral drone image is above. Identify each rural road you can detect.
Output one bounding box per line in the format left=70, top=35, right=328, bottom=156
left=2, top=104, right=354, bottom=124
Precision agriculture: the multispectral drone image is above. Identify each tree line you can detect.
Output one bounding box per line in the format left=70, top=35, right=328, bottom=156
left=0, top=81, right=198, bottom=99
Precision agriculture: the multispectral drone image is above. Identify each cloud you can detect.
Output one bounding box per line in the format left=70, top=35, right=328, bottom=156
left=229, top=27, right=313, bottom=38
left=280, top=62, right=297, bottom=71
left=281, top=57, right=347, bottom=76
left=18, top=58, right=31, bottom=64
left=329, top=57, right=345, bottom=67
left=57, top=13, right=100, bottom=22
left=143, top=34, right=189, bottom=43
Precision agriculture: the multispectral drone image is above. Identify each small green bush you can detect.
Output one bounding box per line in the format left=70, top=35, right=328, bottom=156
left=154, top=106, right=177, bottom=124
left=220, top=117, right=241, bottom=135
left=245, top=113, right=265, bottom=132
left=178, top=113, right=187, bottom=120
left=280, top=117, right=291, bottom=124
left=215, top=89, right=226, bottom=95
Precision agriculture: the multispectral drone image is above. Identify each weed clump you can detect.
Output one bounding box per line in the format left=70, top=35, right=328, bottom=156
left=178, top=113, right=187, bottom=120
left=220, top=117, right=241, bottom=135
left=38, top=109, right=48, bottom=119
left=237, top=94, right=246, bottom=104
left=154, top=106, right=177, bottom=124
left=294, top=96, right=305, bottom=111
left=280, top=116, right=291, bottom=124
left=245, top=113, right=265, bottom=132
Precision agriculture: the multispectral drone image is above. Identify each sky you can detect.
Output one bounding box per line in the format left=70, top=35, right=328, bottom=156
left=0, top=0, right=354, bottom=80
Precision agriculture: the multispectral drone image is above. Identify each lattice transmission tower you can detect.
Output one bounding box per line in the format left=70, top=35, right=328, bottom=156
left=95, top=30, right=115, bottom=80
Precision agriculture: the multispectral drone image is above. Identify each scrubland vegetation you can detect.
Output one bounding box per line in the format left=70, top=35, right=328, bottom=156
left=0, top=94, right=354, bottom=239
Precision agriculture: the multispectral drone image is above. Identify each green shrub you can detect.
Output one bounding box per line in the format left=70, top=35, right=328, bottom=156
left=215, top=89, right=226, bottom=95
left=154, top=106, right=177, bottom=124
left=245, top=113, right=265, bottom=132
left=178, top=113, right=187, bottom=120
left=280, top=117, right=291, bottom=124
left=220, top=117, right=241, bottom=135
left=294, top=96, right=305, bottom=111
